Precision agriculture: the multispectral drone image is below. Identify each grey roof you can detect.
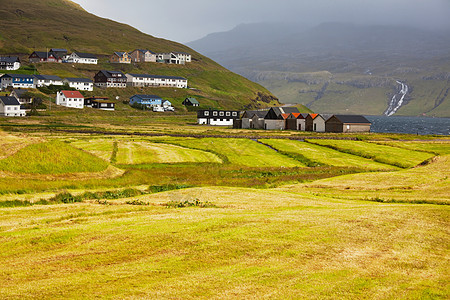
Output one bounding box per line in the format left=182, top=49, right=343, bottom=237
left=134, top=49, right=155, bottom=54
left=184, top=97, right=199, bottom=104
left=50, top=48, right=67, bottom=52
left=34, top=75, right=62, bottom=81
left=127, top=73, right=187, bottom=80
left=332, top=115, right=371, bottom=124
left=243, top=110, right=268, bottom=118
left=30, top=51, right=48, bottom=58
left=0, top=96, right=20, bottom=106
left=65, top=77, right=93, bottom=83
left=270, top=107, right=300, bottom=117
left=11, top=89, right=28, bottom=97
left=0, top=56, right=20, bottom=63
left=73, top=52, right=98, bottom=59
left=320, top=114, right=333, bottom=121
left=2, top=74, right=34, bottom=79
left=132, top=94, right=162, bottom=99
left=99, top=70, right=126, bottom=78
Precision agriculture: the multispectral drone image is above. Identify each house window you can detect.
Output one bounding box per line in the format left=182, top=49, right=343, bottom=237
left=213, top=111, right=218, bottom=116
left=219, top=112, right=224, bottom=116
left=232, top=112, right=237, bottom=116
left=204, top=111, right=209, bottom=116
left=226, top=112, right=231, bottom=116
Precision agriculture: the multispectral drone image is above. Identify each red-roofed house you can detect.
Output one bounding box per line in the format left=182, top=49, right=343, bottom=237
left=286, top=113, right=308, bottom=130
left=56, top=90, right=85, bottom=109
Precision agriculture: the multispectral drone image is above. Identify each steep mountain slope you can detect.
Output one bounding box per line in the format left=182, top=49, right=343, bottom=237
left=0, top=0, right=279, bottom=110
left=188, top=22, right=450, bottom=116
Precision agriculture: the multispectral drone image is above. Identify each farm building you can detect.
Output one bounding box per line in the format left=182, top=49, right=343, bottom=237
left=197, top=110, right=240, bottom=126
left=29, top=51, right=63, bottom=63
left=305, top=114, right=331, bottom=132
left=0, top=56, right=21, bottom=70
left=182, top=97, right=199, bottom=107
left=64, top=78, right=94, bottom=91
left=264, top=107, right=299, bottom=130
left=94, top=70, right=127, bottom=88
left=91, top=99, right=115, bottom=111
left=286, top=113, right=308, bottom=131
left=325, top=115, right=371, bottom=133
left=56, top=90, right=84, bottom=109
left=0, top=96, right=26, bottom=117
left=240, top=110, right=268, bottom=129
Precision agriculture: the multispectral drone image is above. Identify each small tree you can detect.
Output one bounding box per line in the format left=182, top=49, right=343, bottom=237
left=28, top=97, right=43, bottom=116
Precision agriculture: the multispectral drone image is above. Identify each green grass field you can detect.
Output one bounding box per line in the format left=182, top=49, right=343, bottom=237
left=0, top=129, right=448, bottom=299
left=371, top=141, right=450, bottom=155
left=0, top=140, right=109, bottom=174
left=259, top=139, right=399, bottom=170
left=168, top=138, right=305, bottom=167
left=306, top=139, right=435, bottom=168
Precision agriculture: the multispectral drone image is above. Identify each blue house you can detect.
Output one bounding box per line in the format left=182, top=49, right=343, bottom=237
left=129, top=94, right=163, bottom=107
left=1, top=74, right=36, bottom=89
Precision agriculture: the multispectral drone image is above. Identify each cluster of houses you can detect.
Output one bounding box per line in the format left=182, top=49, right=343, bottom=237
left=25, top=48, right=192, bottom=65
left=0, top=71, right=188, bottom=91
left=197, top=107, right=372, bottom=133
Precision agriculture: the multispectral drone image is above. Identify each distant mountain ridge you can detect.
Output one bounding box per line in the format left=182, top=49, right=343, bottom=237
left=188, top=22, right=450, bottom=117
left=0, top=0, right=280, bottom=110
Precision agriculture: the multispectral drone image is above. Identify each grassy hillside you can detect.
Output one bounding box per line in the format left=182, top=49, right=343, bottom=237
left=0, top=0, right=279, bottom=110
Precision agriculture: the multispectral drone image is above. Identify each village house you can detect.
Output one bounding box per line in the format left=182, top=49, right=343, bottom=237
left=63, top=78, right=94, bottom=91
left=0, top=56, right=21, bottom=70
left=49, top=48, right=68, bottom=58
left=130, top=49, right=157, bottom=63
left=94, top=70, right=127, bottom=88
left=34, top=75, right=63, bottom=87
left=182, top=97, right=199, bottom=107
left=264, top=107, right=299, bottom=130
left=64, top=52, right=98, bottom=64
left=239, top=110, right=268, bottom=129
left=56, top=90, right=84, bottom=109
left=1, top=74, right=35, bottom=89
left=286, top=113, right=308, bottom=131
left=125, top=73, right=188, bottom=88
left=305, top=114, right=332, bottom=132
left=325, top=115, right=372, bottom=133
left=29, top=51, right=63, bottom=63
left=197, top=110, right=240, bottom=126
left=109, top=52, right=132, bottom=64
left=173, top=52, right=192, bottom=64
left=129, top=94, right=163, bottom=108
left=0, top=96, right=26, bottom=117
left=10, top=89, right=33, bottom=105
left=84, top=97, right=115, bottom=111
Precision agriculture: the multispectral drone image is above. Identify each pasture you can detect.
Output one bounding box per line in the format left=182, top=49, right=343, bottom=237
left=0, top=129, right=448, bottom=299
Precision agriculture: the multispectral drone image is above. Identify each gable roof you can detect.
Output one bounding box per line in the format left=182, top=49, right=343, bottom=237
left=332, top=115, right=371, bottom=124
left=34, top=75, right=62, bottom=81
left=30, top=51, right=48, bottom=58
left=132, top=94, right=162, bottom=100
left=127, top=73, right=187, bottom=80
left=11, top=89, right=29, bottom=98
left=64, top=77, right=93, bottom=83
left=0, top=96, right=20, bottom=106
left=0, top=56, right=20, bottom=63
left=73, top=52, right=98, bottom=59
left=133, top=49, right=155, bottom=54
left=242, top=110, right=268, bottom=118
left=308, top=113, right=319, bottom=120
left=280, top=113, right=290, bottom=120
left=61, top=90, right=84, bottom=98
left=184, top=97, right=199, bottom=104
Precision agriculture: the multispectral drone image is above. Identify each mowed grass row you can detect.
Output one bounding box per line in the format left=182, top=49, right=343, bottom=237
left=279, top=155, right=450, bottom=204
left=70, top=139, right=116, bottom=162
left=260, top=139, right=398, bottom=171
left=307, top=139, right=435, bottom=168
left=168, top=138, right=305, bottom=167
left=371, top=141, right=450, bottom=156
left=0, top=189, right=447, bottom=298
left=0, top=141, right=109, bottom=174
left=115, top=141, right=222, bottom=165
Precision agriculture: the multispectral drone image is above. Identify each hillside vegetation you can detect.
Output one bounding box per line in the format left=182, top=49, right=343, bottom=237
left=0, top=0, right=279, bottom=110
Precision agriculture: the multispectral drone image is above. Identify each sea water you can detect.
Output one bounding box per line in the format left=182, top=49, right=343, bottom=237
left=365, top=116, right=450, bottom=136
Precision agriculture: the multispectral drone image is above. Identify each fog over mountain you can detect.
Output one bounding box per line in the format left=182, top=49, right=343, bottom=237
left=72, top=0, right=450, bottom=42
left=188, top=23, right=450, bottom=117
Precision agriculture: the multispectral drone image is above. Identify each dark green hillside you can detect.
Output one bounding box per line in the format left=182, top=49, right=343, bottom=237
left=0, top=0, right=279, bottom=110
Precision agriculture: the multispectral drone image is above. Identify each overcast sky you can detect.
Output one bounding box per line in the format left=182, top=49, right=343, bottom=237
left=71, top=0, right=450, bottom=43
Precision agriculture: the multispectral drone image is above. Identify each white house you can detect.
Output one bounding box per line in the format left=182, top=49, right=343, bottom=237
left=1, top=74, right=35, bottom=89
left=197, top=110, right=240, bottom=126
left=56, top=90, right=84, bottom=109
left=0, top=56, right=21, bottom=70
left=0, top=96, right=26, bottom=117
left=126, top=73, right=188, bottom=88
left=64, top=52, right=98, bottom=64
left=34, top=75, right=64, bottom=87
left=63, top=78, right=94, bottom=91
